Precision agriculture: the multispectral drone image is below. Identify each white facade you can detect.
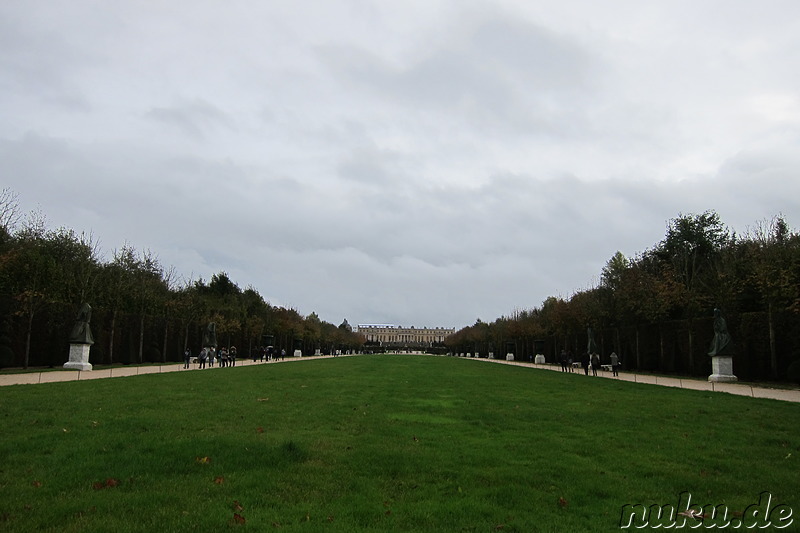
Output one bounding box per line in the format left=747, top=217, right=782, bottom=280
left=356, top=324, right=454, bottom=345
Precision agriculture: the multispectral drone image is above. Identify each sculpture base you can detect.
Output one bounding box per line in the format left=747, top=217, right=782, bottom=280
left=293, top=350, right=302, bottom=357
left=534, top=354, right=546, bottom=364
left=708, top=355, right=737, bottom=382
left=506, top=353, right=514, bottom=361
left=64, top=343, right=92, bottom=371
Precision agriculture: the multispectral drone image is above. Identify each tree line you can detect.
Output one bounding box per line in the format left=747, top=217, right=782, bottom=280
left=0, top=188, right=364, bottom=369
left=445, top=211, right=800, bottom=383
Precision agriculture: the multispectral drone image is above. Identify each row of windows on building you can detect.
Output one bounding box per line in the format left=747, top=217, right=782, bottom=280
left=356, top=324, right=455, bottom=345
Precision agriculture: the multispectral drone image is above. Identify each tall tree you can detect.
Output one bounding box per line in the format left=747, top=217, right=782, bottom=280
left=657, top=211, right=730, bottom=370
left=0, top=187, right=21, bottom=240
left=172, top=278, right=207, bottom=352
left=132, top=250, right=168, bottom=363
left=0, top=213, right=96, bottom=367
left=746, top=216, right=800, bottom=378
left=4, top=220, right=57, bottom=368
left=96, top=245, right=137, bottom=364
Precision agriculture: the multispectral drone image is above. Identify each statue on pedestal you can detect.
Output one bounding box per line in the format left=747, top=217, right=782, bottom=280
left=202, top=322, right=217, bottom=348
left=65, top=302, right=94, bottom=371
left=708, top=308, right=733, bottom=356
left=69, top=303, right=94, bottom=345
left=707, top=308, right=737, bottom=382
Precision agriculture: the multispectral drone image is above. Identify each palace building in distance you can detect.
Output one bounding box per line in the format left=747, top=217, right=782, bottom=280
left=356, top=324, right=455, bottom=347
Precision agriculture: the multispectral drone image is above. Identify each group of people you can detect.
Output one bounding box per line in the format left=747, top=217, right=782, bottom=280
left=559, top=349, right=620, bottom=377
left=253, top=345, right=286, bottom=363
left=183, top=346, right=238, bottom=369
left=182, top=345, right=290, bottom=369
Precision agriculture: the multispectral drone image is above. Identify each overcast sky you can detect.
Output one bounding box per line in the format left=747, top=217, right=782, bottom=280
left=2, top=1, right=799, bottom=330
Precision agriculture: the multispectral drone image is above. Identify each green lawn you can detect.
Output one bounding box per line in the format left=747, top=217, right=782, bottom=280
left=0, top=355, right=797, bottom=532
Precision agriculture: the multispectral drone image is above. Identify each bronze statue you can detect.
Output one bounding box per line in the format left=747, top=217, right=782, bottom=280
left=708, top=308, right=733, bottom=356
left=69, top=303, right=94, bottom=345
left=202, top=322, right=217, bottom=348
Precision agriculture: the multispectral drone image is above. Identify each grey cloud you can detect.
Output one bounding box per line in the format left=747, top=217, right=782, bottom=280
left=3, top=1, right=800, bottom=328
left=317, top=9, right=599, bottom=137
left=145, top=99, right=236, bottom=140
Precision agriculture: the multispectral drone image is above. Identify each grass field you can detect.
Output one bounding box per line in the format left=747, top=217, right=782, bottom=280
left=0, top=355, right=797, bottom=532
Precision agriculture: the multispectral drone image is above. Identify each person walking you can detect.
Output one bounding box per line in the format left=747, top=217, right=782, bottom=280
left=183, top=348, right=191, bottom=369
left=610, top=351, right=620, bottom=377
left=560, top=349, right=568, bottom=372
left=591, top=353, right=600, bottom=376
left=198, top=347, right=207, bottom=369
left=581, top=351, right=590, bottom=375
left=229, top=346, right=237, bottom=367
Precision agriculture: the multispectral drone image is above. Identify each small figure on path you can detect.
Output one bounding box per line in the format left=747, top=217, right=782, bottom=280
left=610, top=351, right=619, bottom=377
left=591, top=353, right=600, bottom=376
left=198, top=347, right=208, bottom=369
left=560, top=349, right=568, bottom=372
left=219, top=347, right=228, bottom=367
left=183, top=348, right=191, bottom=369
left=581, top=351, right=590, bottom=375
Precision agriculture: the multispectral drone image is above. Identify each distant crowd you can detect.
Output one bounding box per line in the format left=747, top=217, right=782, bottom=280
left=183, top=345, right=287, bottom=369
left=558, top=349, right=620, bottom=377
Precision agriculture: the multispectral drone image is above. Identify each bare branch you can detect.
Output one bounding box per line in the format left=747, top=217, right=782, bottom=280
left=0, top=187, right=22, bottom=233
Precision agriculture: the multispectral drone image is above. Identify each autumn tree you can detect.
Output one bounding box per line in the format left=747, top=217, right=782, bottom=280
left=655, top=211, right=730, bottom=369
left=96, top=245, right=137, bottom=364
left=744, top=216, right=800, bottom=378
left=2, top=215, right=59, bottom=368
left=131, top=249, right=169, bottom=363
left=0, top=212, right=99, bottom=367
left=0, top=187, right=21, bottom=240
left=171, top=278, right=206, bottom=353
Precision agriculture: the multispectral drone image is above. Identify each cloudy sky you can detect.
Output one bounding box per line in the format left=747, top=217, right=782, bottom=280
left=2, top=1, right=799, bottom=330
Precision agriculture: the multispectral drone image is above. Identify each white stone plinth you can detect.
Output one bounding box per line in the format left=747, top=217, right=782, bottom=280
left=534, top=354, right=546, bottom=364
left=293, top=350, right=302, bottom=357
left=488, top=352, right=494, bottom=359
left=708, top=355, right=737, bottom=382
left=64, top=343, right=93, bottom=371
left=506, top=353, right=514, bottom=361
left=314, top=349, right=321, bottom=356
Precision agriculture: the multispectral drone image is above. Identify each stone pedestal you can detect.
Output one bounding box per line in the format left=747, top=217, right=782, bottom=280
left=64, top=343, right=92, bottom=371
left=708, top=355, right=737, bottom=382
left=293, top=349, right=302, bottom=357
left=488, top=352, right=494, bottom=359
left=534, top=354, right=546, bottom=364
left=506, top=353, right=514, bottom=361
left=314, top=349, right=321, bottom=356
